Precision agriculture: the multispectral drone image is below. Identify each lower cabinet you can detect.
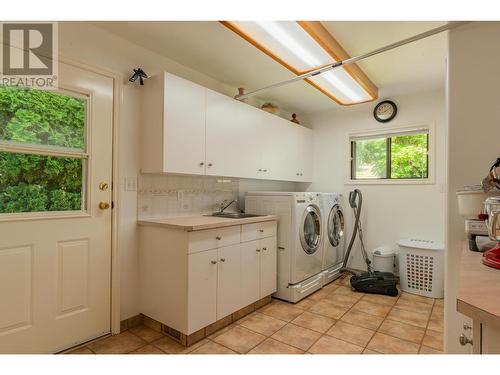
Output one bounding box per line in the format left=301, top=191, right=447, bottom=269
left=188, top=238, right=277, bottom=330
left=216, top=244, right=242, bottom=319
left=240, top=241, right=261, bottom=308
left=260, top=236, right=278, bottom=297
left=140, top=221, right=278, bottom=336
left=187, top=249, right=218, bottom=331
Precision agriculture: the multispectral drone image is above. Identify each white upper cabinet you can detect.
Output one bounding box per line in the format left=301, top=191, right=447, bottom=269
left=142, top=72, right=206, bottom=175
left=141, top=72, right=313, bottom=182
left=294, top=124, right=314, bottom=182
left=205, top=89, right=262, bottom=179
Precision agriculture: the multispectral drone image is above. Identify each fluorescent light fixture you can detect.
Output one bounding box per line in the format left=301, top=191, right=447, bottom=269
left=222, top=21, right=377, bottom=105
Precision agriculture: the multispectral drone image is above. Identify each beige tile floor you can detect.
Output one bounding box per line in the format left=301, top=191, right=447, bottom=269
left=67, top=276, right=444, bottom=355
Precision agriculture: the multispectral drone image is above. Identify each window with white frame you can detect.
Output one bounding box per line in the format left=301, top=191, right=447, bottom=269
left=0, top=86, right=88, bottom=214
left=350, top=127, right=430, bottom=181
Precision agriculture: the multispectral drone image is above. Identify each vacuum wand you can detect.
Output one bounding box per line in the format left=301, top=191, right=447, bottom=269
left=340, top=189, right=398, bottom=297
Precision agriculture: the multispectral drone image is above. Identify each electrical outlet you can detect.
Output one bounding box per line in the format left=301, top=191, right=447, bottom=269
left=125, top=176, right=137, bottom=191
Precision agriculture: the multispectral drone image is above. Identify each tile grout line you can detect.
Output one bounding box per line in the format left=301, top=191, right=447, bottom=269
left=418, top=298, right=435, bottom=353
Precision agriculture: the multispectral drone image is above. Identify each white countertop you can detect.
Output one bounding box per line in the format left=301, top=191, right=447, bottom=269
left=137, top=214, right=278, bottom=231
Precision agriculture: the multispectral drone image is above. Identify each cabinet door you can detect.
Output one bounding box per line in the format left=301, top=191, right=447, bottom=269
left=240, top=241, right=261, bottom=308
left=294, top=125, right=313, bottom=182
left=205, top=90, right=262, bottom=179
left=188, top=249, right=218, bottom=333
left=260, top=236, right=277, bottom=298
left=260, top=115, right=296, bottom=181
left=164, top=73, right=206, bottom=175
left=217, top=244, right=242, bottom=319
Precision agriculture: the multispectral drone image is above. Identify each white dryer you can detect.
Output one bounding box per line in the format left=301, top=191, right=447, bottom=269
left=319, top=193, right=346, bottom=285
left=245, top=192, right=324, bottom=302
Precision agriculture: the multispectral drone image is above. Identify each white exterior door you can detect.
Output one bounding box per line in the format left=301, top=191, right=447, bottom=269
left=0, top=62, right=114, bottom=353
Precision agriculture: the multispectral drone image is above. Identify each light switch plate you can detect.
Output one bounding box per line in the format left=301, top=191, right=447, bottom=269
left=125, top=176, right=137, bottom=191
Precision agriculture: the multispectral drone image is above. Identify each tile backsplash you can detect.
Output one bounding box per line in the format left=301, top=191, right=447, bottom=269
left=138, top=173, right=298, bottom=220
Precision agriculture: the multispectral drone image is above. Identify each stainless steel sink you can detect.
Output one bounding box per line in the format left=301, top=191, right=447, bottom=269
left=207, top=212, right=264, bottom=219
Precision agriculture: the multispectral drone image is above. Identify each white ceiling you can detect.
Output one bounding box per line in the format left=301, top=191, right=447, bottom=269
left=94, top=21, right=447, bottom=115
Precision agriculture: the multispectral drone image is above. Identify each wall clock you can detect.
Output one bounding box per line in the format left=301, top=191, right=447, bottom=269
left=373, top=100, right=397, bottom=123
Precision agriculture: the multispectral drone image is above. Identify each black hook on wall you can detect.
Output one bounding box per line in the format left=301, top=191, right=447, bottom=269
left=129, top=68, right=149, bottom=86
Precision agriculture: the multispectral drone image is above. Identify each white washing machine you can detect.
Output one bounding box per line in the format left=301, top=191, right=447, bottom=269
left=245, top=192, right=324, bottom=303
left=319, top=193, right=346, bottom=286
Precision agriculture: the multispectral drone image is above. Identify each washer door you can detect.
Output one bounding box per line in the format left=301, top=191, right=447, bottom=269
left=327, top=205, right=344, bottom=247
left=300, top=205, right=322, bottom=255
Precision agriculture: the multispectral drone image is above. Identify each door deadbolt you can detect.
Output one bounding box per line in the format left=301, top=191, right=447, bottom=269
left=99, top=182, right=109, bottom=191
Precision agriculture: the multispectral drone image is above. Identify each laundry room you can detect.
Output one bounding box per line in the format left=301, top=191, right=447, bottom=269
left=1, top=2, right=500, bottom=369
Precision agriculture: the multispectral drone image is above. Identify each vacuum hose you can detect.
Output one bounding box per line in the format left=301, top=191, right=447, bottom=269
left=340, top=189, right=372, bottom=274
left=340, top=190, right=362, bottom=272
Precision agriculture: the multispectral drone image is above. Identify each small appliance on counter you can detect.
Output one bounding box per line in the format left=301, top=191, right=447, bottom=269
left=457, top=185, right=498, bottom=251
left=483, top=196, right=500, bottom=269
left=476, top=157, right=500, bottom=268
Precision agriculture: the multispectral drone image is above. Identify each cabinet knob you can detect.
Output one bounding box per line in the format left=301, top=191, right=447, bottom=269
left=256, top=249, right=261, bottom=252
left=259, top=229, right=264, bottom=233
left=296, top=173, right=299, bottom=176
left=220, top=258, right=226, bottom=262
left=208, top=163, right=213, bottom=167
left=463, top=323, right=472, bottom=330
left=258, top=168, right=262, bottom=172
left=263, top=169, right=267, bottom=172
left=211, top=260, right=217, bottom=264
left=459, top=333, right=473, bottom=346
left=199, top=162, right=204, bottom=166
left=262, top=247, right=267, bottom=251
left=216, top=236, right=222, bottom=240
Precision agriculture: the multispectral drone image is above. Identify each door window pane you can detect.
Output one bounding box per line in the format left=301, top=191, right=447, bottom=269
left=0, top=86, right=86, bottom=150
left=0, top=152, right=84, bottom=213
left=391, top=134, right=428, bottom=179
left=353, top=138, right=387, bottom=179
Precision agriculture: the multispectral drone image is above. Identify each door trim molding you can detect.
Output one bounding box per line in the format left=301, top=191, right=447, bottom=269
left=57, top=53, right=123, bottom=335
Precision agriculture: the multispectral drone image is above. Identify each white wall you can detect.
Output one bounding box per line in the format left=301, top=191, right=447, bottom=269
left=58, top=22, right=299, bottom=320
left=307, top=89, right=446, bottom=270
left=446, top=22, right=500, bottom=353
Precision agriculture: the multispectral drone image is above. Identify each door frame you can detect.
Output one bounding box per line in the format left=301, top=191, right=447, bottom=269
left=56, top=54, right=123, bottom=335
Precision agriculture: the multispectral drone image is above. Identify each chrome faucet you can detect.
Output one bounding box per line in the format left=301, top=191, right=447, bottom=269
left=218, top=199, right=238, bottom=214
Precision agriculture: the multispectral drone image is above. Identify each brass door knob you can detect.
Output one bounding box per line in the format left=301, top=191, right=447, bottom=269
left=99, top=201, right=110, bottom=210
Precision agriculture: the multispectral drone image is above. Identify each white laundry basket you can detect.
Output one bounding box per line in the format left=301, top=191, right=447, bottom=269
left=397, top=239, right=444, bottom=298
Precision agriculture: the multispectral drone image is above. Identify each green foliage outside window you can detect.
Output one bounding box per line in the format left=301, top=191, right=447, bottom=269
left=0, top=87, right=86, bottom=213
left=353, top=132, right=428, bottom=180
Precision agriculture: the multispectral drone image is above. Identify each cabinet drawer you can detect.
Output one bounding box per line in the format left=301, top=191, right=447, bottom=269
left=241, top=221, right=277, bottom=242
left=188, top=226, right=241, bottom=253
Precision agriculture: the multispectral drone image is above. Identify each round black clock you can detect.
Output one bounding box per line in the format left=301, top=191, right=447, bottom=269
left=373, top=100, right=397, bottom=123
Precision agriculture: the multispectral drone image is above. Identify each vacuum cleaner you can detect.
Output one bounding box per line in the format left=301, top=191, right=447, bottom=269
left=340, top=189, right=399, bottom=297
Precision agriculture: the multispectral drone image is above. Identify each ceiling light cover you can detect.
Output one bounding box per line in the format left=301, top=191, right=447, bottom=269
left=225, top=21, right=375, bottom=105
